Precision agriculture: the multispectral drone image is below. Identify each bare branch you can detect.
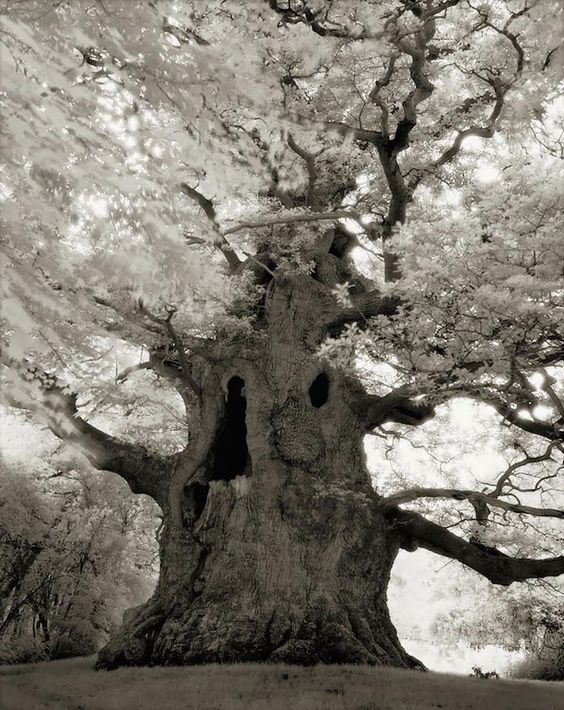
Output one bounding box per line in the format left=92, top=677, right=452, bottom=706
left=137, top=301, right=201, bottom=397
left=180, top=183, right=241, bottom=270
left=382, top=487, right=564, bottom=520
left=492, top=441, right=562, bottom=497
left=222, top=209, right=363, bottom=236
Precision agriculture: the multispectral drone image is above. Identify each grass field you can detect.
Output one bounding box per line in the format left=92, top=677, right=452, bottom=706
left=0, top=657, right=562, bottom=710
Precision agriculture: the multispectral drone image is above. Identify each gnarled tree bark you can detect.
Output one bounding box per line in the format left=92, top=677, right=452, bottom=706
left=95, top=274, right=423, bottom=668
left=90, top=273, right=563, bottom=669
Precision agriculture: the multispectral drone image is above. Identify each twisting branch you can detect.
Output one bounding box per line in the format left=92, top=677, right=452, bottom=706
left=367, top=54, right=397, bottom=139
left=408, top=2, right=530, bottom=190
left=366, top=12, right=439, bottom=281
left=369, top=1, right=530, bottom=279
left=408, top=75, right=505, bottom=191
left=266, top=0, right=386, bottom=40
left=287, top=133, right=321, bottom=206
left=382, top=487, right=564, bottom=520
left=468, top=0, right=531, bottom=75
left=386, top=507, right=564, bottom=586
left=539, top=368, right=564, bottom=420
left=180, top=183, right=241, bottom=271
left=389, top=13, right=437, bottom=155
left=137, top=300, right=201, bottom=397
left=491, top=441, right=562, bottom=497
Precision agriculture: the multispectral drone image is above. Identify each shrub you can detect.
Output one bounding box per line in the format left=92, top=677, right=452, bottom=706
left=0, top=636, right=48, bottom=665
left=511, top=655, right=564, bottom=681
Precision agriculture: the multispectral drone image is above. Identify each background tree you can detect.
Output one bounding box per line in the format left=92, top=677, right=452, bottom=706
left=0, top=456, right=158, bottom=663
left=1, top=0, right=563, bottom=668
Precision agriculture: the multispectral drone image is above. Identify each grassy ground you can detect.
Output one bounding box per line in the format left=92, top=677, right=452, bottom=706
left=0, top=657, right=562, bottom=710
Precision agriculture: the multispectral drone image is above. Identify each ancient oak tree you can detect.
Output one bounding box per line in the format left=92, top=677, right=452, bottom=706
left=1, top=0, right=563, bottom=668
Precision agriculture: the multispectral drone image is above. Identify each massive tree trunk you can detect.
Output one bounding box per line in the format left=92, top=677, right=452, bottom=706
left=96, top=273, right=420, bottom=669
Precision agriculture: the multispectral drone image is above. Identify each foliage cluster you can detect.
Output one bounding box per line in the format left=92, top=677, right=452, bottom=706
left=0, top=456, right=158, bottom=664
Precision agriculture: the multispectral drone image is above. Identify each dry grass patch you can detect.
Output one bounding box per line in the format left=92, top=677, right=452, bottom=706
left=1, top=657, right=562, bottom=709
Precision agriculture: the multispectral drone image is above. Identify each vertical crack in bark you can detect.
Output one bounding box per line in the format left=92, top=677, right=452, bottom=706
left=190, top=545, right=209, bottom=600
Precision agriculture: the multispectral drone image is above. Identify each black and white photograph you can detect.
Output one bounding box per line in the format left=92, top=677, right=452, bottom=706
left=0, top=1, right=563, bottom=708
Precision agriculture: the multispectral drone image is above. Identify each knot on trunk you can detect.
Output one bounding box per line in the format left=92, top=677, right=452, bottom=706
left=271, top=397, right=325, bottom=465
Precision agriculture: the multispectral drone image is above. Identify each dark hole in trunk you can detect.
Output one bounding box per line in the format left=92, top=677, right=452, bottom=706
left=329, top=227, right=351, bottom=257
left=309, top=372, right=329, bottom=408
left=185, top=482, right=210, bottom=521
left=212, top=376, right=249, bottom=480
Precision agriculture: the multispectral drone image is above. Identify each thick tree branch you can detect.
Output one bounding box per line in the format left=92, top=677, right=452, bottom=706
left=355, top=384, right=436, bottom=429
left=222, top=209, right=362, bottom=236
left=539, top=368, right=564, bottom=420
left=488, top=397, right=564, bottom=442
left=115, top=361, right=152, bottom=383
left=329, top=290, right=400, bottom=328
left=386, top=507, right=564, bottom=585
left=114, top=357, right=195, bottom=415
left=287, top=133, right=319, bottom=206
left=3, top=364, right=170, bottom=505
left=93, top=295, right=163, bottom=337
left=292, top=115, right=383, bottom=145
